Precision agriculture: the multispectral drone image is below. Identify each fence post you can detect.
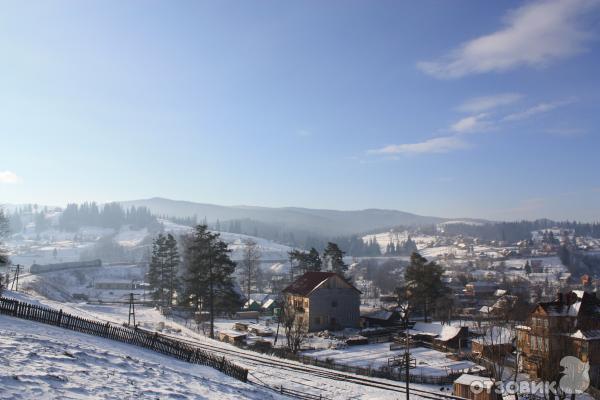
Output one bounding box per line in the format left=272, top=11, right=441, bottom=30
left=57, top=309, right=63, bottom=327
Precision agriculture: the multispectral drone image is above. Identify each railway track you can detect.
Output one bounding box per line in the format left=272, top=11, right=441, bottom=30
left=157, top=331, right=466, bottom=400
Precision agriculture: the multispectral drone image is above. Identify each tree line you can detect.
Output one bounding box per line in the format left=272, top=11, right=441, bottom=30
left=442, top=219, right=600, bottom=243
left=288, top=242, right=348, bottom=278
left=59, top=202, right=160, bottom=231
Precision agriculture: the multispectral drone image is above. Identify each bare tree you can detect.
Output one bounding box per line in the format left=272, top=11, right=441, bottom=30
left=240, top=239, right=261, bottom=301
left=281, top=300, right=307, bottom=353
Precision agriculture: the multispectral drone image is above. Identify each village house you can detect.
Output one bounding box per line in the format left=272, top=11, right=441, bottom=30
left=407, top=322, right=469, bottom=351
left=453, top=374, right=497, bottom=400
left=516, top=290, right=600, bottom=388
left=282, top=271, right=361, bottom=332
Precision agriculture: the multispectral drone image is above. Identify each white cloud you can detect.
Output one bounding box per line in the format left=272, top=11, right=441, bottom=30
left=417, top=0, right=599, bottom=79
left=458, top=93, right=522, bottom=113
left=0, top=171, right=20, bottom=184
left=368, top=136, right=469, bottom=155
left=503, top=99, right=574, bottom=121
left=450, top=113, right=489, bottom=133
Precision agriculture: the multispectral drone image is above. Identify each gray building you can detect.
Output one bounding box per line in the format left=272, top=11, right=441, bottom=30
left=282, top=272, right=361, bottom=332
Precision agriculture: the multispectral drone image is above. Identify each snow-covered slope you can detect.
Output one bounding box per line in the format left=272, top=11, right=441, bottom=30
left=0, top=315, right=282, bottom=400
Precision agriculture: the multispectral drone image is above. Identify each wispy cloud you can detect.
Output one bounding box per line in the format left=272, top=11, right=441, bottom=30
left=367, top=94, right=576, bottom=159
left=368, top=136, right=469, bottom=155
left=0, top=171, right=20, bottom=184
left=457, top=93, right=522, bottom=113
left=417, top=0, right=599, bottom=79
left=503, top=98, right=575, bottom=121
left=450, top=113, right=490, bottom=133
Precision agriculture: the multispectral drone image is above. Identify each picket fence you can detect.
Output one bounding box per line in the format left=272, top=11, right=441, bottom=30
left=0, top=297, right=248, bottom=382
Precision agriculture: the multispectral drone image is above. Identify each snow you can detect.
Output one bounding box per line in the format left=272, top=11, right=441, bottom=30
left=410, top=322, right=461, bottom=342
left=1, top=291, right=450, bottom=399
left=0, top=315, right=282, bottom=400
left=454, top=373, right=493, bottom=388
left=302, top=344, right=483, bottom=378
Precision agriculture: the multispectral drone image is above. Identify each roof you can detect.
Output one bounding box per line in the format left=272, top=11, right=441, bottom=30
left=282, top=272, right=359, bottom=297
left=473, top=326, right=515, bottom=345
left=537, top=291, right=600, bottom=318
left=570, top=330, right=600, bottom=341
left=454, top=374, right=494, bottom=388
left=361, top=309, right=395, bottom=321
left=261, top=298, right=276, bottom=309
left=409, top=322, right=463, bottom=342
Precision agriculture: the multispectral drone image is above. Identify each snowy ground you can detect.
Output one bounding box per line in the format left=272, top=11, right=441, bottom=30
left=302, top=343, right=482, bottom=377
left=0, top=315, right=283, bottom=400
left=1, top=291, right=449, bottom=399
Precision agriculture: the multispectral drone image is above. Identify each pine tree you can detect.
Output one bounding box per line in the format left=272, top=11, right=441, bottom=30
left=148, top=234, right=168, bottom=304
left=524, top=260, right=532, bottom=275
left=306, top=248, right=322, bottom=272
left=165, top=233, right=180, bottom=305
left=182, top=225, right=237, bottom=338
left=323, top=242, right=347, bottom=276
left=404, top=252, right=447, bottom=322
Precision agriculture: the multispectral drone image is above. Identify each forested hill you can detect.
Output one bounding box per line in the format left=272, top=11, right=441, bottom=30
left=120, top=197, right=447, bottom=236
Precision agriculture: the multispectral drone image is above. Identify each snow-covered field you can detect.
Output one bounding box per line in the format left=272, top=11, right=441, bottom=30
left=1, top=291, right=448, bottom=399
left=0, top=315, right=282, bottom=400
left=302, top=343, right=482, bottom=377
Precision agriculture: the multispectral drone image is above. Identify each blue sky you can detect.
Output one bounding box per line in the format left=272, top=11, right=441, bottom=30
left=1, top=0, right=599, bottom=221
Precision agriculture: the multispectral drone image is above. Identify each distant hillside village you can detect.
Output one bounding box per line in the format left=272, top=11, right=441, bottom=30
left=2, top=205, right=600, bottom=399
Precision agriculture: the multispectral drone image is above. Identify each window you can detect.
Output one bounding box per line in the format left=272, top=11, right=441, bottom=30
left=331, top=301, right=338, bottom=308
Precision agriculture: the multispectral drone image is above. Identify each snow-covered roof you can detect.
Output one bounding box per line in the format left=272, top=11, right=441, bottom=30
left=361, top=309, right=394, bottom=320
left=261, top=298, right=276, bottom=309
left=473, top=326, right=515, bottom=345
left=571, top=330, right=600, bottom=341
left=454, top=374, right=494, bottom=388
left=409, top=322, right=463, bottom=342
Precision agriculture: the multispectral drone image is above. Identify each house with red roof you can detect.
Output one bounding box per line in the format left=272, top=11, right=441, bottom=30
left=282, top=271, right=361, bottom=332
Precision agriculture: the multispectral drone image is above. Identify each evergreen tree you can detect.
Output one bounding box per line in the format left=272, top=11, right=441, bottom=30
left=182, top=224, right=237, bottom=338
left=148, top=234, right=168, bottom=304
left=524, top=260, right=532, bottom=275
left=165, top=233, right=180, bottom=305
left=306, top=248, right=322, bottom=272
left=323, top=242, right=347, bottom=276
left=404, top=252, right=447, bottom=322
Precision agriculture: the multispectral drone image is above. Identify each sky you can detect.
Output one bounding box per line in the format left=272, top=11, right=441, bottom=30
left=1, top=0, right=600, bottom=222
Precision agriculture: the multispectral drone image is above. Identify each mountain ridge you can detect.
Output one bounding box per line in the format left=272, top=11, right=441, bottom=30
left=119, top=197, right=484, bottom=237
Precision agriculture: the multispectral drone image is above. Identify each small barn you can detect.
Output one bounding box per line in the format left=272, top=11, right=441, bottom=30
left=408, top=322, right=468, bottom=350
left=360, top=309, right=401, bottom=328
left=218, top=330, right=247, bottom=345
left=453, top=374, right=496, bottom=400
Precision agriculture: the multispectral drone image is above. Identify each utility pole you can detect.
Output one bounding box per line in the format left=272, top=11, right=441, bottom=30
left=10, top=264, right=22, bottom=291
left=128, top=292, right=137, bottom=327
left=404, top=311, right=410, bottom=400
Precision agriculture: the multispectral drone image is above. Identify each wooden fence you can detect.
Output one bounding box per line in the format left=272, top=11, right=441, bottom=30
left=0, top=297, right=248, bottom=383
